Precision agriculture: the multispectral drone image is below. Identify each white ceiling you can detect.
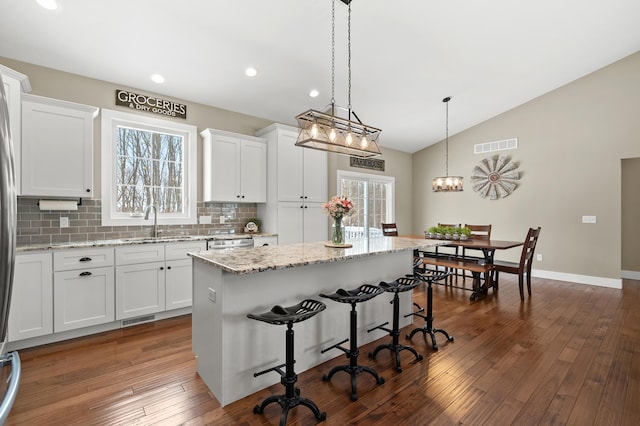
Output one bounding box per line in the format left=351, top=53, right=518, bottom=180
left=2, top=0, right=639, bottom=153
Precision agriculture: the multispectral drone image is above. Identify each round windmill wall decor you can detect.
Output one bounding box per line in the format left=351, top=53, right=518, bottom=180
left=470, top=155, right=520, bottom=200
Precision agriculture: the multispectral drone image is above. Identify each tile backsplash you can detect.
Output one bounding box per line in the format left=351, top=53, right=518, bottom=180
left=16, top=198, right=258, bottom=247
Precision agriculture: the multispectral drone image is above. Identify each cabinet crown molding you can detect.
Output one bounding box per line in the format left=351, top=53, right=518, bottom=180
left=22, top=93, right=99, bottom=118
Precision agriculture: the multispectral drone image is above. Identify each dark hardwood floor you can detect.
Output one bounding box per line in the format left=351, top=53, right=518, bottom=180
left=6, top=275, right=640, bottom=425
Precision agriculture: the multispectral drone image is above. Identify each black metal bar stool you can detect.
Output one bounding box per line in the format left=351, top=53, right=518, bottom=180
left=247, top=299, right=327, bottom=426
left=368, top=276, right=424, bottom=371
left=320, top=284, right=385, bottom=401
left=406, top=266, right=454, bottom=350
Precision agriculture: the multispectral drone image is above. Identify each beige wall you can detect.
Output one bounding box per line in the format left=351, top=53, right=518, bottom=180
left=622, top=158, right=640, bottom=272
left=0, top=56, right=273, bottom=200
left=328, top=146, right=413, bottom=235
left=5, top=51, right=640, bottom=279
left=413, top=51, right=640, bottom=280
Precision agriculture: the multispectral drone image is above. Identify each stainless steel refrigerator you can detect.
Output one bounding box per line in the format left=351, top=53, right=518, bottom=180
left=0, top=70, right=21, bottom=424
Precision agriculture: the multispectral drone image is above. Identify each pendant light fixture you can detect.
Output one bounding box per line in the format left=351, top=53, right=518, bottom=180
left=295, top=0, right=382, bottom=158
left=432, top=96, right=463, bottom=192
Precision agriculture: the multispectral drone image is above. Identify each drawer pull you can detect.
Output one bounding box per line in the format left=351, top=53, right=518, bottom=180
left=79, top=257, right=92, bottom=262
left=79, top=271, right=92, bottom=277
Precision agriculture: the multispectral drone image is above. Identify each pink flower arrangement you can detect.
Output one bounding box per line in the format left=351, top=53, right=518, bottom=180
left=323, top=195, right=355, bottom=219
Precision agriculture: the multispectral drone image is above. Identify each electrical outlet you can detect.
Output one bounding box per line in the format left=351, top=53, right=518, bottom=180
left=199, top=215, right=212, bottom=224
left=219, top=215, right=226, bottom=224
left=582, top=215, right=597, bottom=224
left=60, top=217, right=69, bottom=228
left=536, top=254, right=542, bottom=262
left=208, top=287, right=216, bottom=303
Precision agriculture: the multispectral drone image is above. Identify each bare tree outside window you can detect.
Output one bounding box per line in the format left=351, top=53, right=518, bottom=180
left=339, top=173, right=394, bottom=239
left=116, top=126, right=184, bottom=214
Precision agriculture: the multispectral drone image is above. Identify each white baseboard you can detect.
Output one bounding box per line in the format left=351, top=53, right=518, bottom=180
left=621, top=270, right=640, bottom=280
left=532, top=269, right=622, bottom=289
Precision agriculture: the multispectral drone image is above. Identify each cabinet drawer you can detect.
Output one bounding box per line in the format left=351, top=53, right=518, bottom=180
left=253, top=236, right=278, bottom=247
left=116, top=244, right=165, bottom=265
left=165, top=241, right=207, bottom=261
left=54, top=247, right=114, bottom=271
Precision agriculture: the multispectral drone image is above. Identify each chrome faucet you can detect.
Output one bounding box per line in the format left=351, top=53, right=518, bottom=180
left=144, top=205, right=158, bottom=238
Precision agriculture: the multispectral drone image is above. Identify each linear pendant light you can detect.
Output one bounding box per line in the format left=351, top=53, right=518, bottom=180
left=432, top=96, right=463, bottom=192
left=295, top=0, right=382, bottom=158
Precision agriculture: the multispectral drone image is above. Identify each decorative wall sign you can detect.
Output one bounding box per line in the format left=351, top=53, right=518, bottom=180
left=470, top=155, right=520, bottom=200
left=350, top=156, right=385, bottom=172
left=115, top=90, right=187, bottom=119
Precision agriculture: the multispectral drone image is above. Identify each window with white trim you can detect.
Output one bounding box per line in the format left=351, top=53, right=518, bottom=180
left=101, top=109, right=197, bottom=226
left=337, top=170, right=395, bottom=239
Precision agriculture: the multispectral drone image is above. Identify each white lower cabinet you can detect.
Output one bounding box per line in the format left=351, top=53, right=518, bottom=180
left=52, top=247, right=115, bottom=333
left=115, top=261, right=166, bottom=320
left=115, top=241, right=205, bottom=319
left=115, top=245, right=165, bottom=320
left=165, top=259, right=193, bottom=310
left=54, top=267, right=115, bottom=332
left=8, top=251, right=53, bottom=342
left=165, top=241, right=206, bottom=310
left=8, top=240, right=204, bottom=348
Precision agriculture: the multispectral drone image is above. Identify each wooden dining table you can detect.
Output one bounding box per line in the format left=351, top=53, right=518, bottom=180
left=406, top=235, right=524, bottom=300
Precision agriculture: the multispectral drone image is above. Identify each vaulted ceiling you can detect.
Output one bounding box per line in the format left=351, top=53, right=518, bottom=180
left=2, top=0, right=639, bottom=152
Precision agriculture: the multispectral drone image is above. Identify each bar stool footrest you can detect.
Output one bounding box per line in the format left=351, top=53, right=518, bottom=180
left=320, top=338, right=349, bottom=355
left=253, top=362, right=288, bottom=378
left=367, top=321, right=391, bottom=334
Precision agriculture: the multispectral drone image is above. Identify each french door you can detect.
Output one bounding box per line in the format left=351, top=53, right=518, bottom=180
left=337, top=170, right=395, bottom=239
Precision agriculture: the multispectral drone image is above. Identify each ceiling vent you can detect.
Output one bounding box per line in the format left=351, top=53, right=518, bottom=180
left=474, top=138, right=518, bottom=154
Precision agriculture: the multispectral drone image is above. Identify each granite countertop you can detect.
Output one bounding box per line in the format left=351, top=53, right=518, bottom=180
left=189, top=237, right=446, bottom=274
left=16, top=233, right=277, bottom=252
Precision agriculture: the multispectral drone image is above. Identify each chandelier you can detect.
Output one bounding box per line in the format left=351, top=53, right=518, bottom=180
left=432, top=96, right=463, bottom=192
left=295, top=0, right=382, bottom=158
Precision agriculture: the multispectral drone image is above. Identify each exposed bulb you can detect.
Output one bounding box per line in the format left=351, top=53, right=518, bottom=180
left=360, top=135, right=368, bottom=148
left=329, top=128, right=337, bottom=142
left=310, top=124, right=319, bottom=138
left=346, top=132, right=353, bottom=146
left=437, top=178, right=444, bottom=186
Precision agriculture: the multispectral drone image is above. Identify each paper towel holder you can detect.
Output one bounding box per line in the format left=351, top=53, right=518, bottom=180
left=37, top=198, right=83, bottom=211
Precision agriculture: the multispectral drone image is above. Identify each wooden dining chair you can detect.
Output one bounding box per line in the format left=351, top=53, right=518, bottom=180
left=492, top=227, right=541, bottom=301
left=381, top=223, right=398, bottom=236
left=461, top=224, right=492, bottom=281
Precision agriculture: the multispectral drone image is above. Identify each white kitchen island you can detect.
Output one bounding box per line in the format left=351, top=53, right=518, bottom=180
left=189, top=237, right=443, bottom=406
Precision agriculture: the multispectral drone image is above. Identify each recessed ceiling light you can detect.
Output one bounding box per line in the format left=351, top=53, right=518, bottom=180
left=36, top=0, right=58, bottom=10
left=151, top=74, right=165, bottom=84
left=309, top=89, right=319, bottom=98
left=245, top=67, right=257, bottom=77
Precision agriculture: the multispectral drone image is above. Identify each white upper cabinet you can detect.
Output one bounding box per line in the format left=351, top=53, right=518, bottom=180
left=256, top=123, right=328, bottom=241
left=21, top=94, right=98, bottom=198
left=269, top=125, right=327, bottom=203
left=201, top=128, right=267, bottom=203
left=0, top=64, right=31, bottom=194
